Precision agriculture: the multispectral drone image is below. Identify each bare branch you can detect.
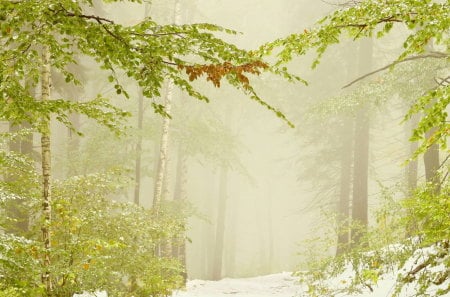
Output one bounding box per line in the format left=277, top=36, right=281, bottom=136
left=434, top=75, right=450, bottom=86
left=343, top=52, right=449, bottom=88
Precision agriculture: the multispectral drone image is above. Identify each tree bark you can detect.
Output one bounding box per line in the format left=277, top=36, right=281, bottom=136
left=351, top=106, right=370, bottom=246
left=153, top=0, right=181, bottom=211
left=172, top=144, right=188, bottom=282
left=212, top=167, right=228, bottom=280
left=40, top=46, right=53, bottom=294
left=407, top=114, right=420, bottom=194
left=153, top=80, right=173, bottom=210
left=424, top=127, right=440, bottom=193
left=134, top=91, right=144, bottom=206
left=336, top=118, right=353, bottom=255
left=7, top=121, right=33, bottom=233
left=351, top=37, right=372, bottom=247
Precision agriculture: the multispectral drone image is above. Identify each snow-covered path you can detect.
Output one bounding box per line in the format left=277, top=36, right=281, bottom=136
left=171, top=272, right=304, bottom=297
left=170, top=271, right=450, bottom=297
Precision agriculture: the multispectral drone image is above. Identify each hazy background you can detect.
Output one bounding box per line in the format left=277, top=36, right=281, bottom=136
left=47, top=0, right=429, bottom=280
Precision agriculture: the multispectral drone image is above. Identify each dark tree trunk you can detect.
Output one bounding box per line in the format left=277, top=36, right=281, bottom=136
left=212, top=167, right=228, bottom=280
left=351, top=106, right=370, bottom=246
left=407, top=117, right=419, bottom=194
left=172, top=144, right=188, bottom=283
left=6, top=122, right=33, bottom=233
left=351, top=37, right=372, bottom=247
left=134, top=91, right=144, bottom=206
left=336, top=118, right=353, bottom=255
left=424, top=128, right=440, bottom=193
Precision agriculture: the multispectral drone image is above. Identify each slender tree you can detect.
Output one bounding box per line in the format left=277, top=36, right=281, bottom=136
left=336, top=117, right=354, bottom=255
left=212, top=166, right=228, bottom=280
left=40, top=45, right=53, bottom=293
left=1, top=1, right=286, bottom=294
left=351, top=37, right=373, bottom=246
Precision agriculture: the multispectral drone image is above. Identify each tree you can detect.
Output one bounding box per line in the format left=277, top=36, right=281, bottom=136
left=1, top=1, right=289, bottom=294
left=260, top=0, right=449, bottom=159
left=263, top=1, right=449, bottom=295
left=351, top=37, right=373, bottom=246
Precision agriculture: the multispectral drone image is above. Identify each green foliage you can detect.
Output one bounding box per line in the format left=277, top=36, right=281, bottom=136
left=261, top=0, right=449, bottom=66
left=0, top=0, right=290, bottom=128
left=1, top=132, right=188, bottom=296
left=46, top=172, right=186, bottom=296
left=0, top=233, right=43, bottom=297
left=401, top=183, right=450, bottom=246
left=1, top=170, right=187, bottom=297
left=259, top=0, right=450, bottom=157
left=297, top=182, right=450, bottom=297
left=405, top=84, right=450, bottom=156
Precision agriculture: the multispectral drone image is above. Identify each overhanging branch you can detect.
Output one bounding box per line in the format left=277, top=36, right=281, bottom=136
left=343, top=51, right=449, bottom=88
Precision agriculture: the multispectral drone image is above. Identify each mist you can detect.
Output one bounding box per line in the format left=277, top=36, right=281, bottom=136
left=1, top=0, right=448, bottom=296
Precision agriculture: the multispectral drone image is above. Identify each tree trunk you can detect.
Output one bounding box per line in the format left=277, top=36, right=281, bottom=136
left=153, top=0, right=181, bottom=211
left=134, top=91, right=144, bottom=206
left=351, top=106, right=369, bottom=246
left=7, top=121, right=33, bottom=233
left=153, top=80, right=173, bottom=210
left=336, top=118, right=353, bottom=255
left=212, top=167, right=228, bottom=280
left=40, top=46, right=53, bottom=294
left=424, top=127, right=440, bottom=193
left=67, top=102, right=81, bottom=177
left=351, top=37, right=372, bottom=247
left=407, top=114, right=420, bottom=194
left=172, top=144, right=188, bottom=282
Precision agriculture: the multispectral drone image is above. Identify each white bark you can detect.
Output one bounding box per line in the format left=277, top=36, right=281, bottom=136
left=152, top=0, right=181, bottom=211
left=40, top=46, right=52, bottom=293
left=153, top=80, right=173, bottom=210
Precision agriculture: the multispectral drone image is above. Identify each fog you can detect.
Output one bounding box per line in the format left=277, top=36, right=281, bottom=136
left=34, top=0, right=439, bottom=282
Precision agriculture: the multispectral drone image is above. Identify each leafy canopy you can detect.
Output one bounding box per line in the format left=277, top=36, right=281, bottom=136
left=0, top=0, right=292, bottom=128
left=258, top=0, right=449, bottom=154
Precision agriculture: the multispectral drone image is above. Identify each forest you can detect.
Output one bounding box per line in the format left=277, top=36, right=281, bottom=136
left=0, top=0, right=449, bottom=296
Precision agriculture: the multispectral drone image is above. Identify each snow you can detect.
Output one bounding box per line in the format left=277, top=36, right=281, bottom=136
left=73, top=292, right=107, bottom=297
left=73, top=243, right=449, bottom=297
left=171, top=272, right=304, bottom=297
left=72, top=268, right=449, bottom=297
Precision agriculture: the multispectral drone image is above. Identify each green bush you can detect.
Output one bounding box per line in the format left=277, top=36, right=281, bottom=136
left=1, top=168, right=187, bottom=297
left=297, top=182, right=450, bottom=297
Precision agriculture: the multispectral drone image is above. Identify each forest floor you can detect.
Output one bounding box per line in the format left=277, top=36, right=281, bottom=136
left=171, top=242, right=450, bottom=297
left=171, top=272, right=303, bottom=297
left=171, top=268, right=450, bottom=297
left=75, top=243, right=450, bottom=297
left=75, top=268, right=449, bottom=297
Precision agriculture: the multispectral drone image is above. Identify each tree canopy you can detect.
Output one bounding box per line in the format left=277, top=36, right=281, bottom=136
left=0, top=0, right=291, bottom=129
left=259, top=0, right=449, bottom=155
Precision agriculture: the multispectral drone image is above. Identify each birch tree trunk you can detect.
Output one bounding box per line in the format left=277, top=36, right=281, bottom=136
left=153, top=0, right=181, bottom=211
left=153, top=79, right=174, bottom=210
left=40, top=46, right=53, bottom=294
left=153, top=0, right=181, bottom=259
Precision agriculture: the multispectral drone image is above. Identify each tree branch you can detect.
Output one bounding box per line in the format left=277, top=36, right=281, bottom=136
left=343, top=52, right=449, bottom=88
left=335, top=16, right=404, bottom=29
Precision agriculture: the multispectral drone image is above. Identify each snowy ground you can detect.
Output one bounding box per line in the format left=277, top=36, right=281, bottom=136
left=170, top=270, right=450, bottom=297
left=74, top=244, right=450, bottom=297
left=74, top=269, right=449, bottom=297
left=171, top=272, right=304, bottom=297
